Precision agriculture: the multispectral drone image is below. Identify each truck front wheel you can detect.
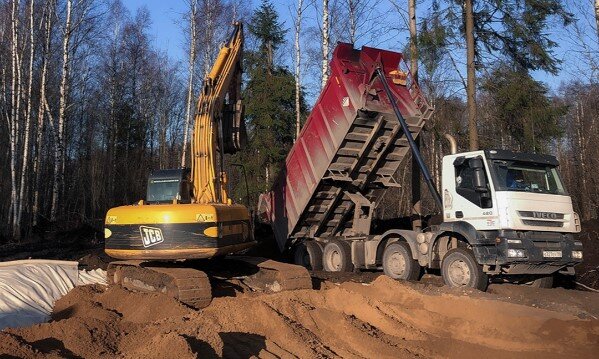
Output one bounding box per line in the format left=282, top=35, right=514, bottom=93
left=382, top=242, right=420, bottom=281
left=442, top=248, right=488, bottom=291
left=322, top=240, right=354, bottom=272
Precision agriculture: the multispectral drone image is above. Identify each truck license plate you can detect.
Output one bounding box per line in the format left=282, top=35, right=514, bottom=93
left=543, top=250, right=562, bottom=258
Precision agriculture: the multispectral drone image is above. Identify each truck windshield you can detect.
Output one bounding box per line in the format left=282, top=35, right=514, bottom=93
left=147, top=179, right=180, bottom=203
left=490, top=160, right=566, bottom=195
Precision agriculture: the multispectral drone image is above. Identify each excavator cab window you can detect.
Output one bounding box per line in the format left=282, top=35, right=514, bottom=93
left=146, top=169, right=191, bottom=204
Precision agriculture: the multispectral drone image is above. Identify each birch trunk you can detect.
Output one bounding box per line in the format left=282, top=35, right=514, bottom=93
left=202, top=0, right=215, bottom=77
left=15, top=0, right=35, bottom=238
left=464, top=0, right=478, bottom=150
left=51, top=0, right=72, bottom=221
left=321, top=0, right=330, bottom=89
left=33, top=0, right=54, bottom=226
left=347, top=0, right=357, bottom=44
left=407, top=0, right=422, bottom=230
left=294, top=0, right=304, bottom=141
left=9, top=0, right=21, bottom=238
left=576, top=102, right=590, bottom=219
left=181, top=0, right=197, bottom=167
left=409, top=0, right=418, bottom=82
left=595, top=0, right=599, bottom=40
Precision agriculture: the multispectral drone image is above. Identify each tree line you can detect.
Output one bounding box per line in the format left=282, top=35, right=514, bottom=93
left=1, top=0, right=598, bottom=242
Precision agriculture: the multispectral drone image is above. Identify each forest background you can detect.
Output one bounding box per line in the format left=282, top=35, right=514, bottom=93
left=1, top=0, right=598, bottom=241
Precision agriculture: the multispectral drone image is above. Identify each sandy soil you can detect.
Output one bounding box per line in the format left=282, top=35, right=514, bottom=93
left=1, top=273, right=598, bottom=359
left=1, top=221, right=598, bottom=358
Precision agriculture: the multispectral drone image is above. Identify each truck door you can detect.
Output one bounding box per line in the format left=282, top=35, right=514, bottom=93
left=445, top=156, right=499, bottom=229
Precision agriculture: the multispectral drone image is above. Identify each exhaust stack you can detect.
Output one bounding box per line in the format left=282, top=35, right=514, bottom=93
left=444, top=134, right=458, bottom=155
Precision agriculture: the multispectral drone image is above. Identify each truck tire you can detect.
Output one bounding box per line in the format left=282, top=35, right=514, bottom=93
left=527, top=275, right=554, bottom=288
left=441, top=248, right=488, bottom=291
left=294, top=241, right=323, bottom=270
left=382, top=242, right=420, bottom=281
left=322, top=240, right=354, bottom=272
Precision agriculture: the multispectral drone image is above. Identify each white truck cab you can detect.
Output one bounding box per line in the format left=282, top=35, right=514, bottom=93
left=431, top=149, right=583, bottom=288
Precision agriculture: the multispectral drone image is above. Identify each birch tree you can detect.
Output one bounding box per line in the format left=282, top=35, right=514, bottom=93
left=14, top=0, right=36, bottom=239
left=595, top=0, right=599, bottom=40
left=293, top=0, right=305, bottom=140
left=200, top=0, right=217, bottom=77
left=9, top=0, right=21, bottom=236
left=342, top=0, right=382, bottom=44
left=33, top=0, right=55, bottom=226
left=321, top=0, right=330, bottom=89
left=346, top=0, right=357, bottom=43
left=408, top=0, right=422, bottom=230
left=50, top=0, right=72, bottom=221
left=408, top=0, right=417, bottom=82
left=181, top=0, right=197, bottom=167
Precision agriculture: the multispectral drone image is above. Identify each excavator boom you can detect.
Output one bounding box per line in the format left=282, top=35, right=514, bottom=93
left=193, top=22, right=245, bottom=204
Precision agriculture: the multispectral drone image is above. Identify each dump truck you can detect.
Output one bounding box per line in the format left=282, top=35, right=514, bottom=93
left=258, top=43, right=583, bottom=290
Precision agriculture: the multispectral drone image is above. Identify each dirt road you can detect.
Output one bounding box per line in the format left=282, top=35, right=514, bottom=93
left=1, top=272, right=597, bottom=358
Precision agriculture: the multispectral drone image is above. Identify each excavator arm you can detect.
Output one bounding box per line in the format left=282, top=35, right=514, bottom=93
left=192, top=22, right=245, bottom=204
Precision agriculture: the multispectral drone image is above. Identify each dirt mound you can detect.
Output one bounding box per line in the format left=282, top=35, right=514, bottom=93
left=2, top=276, right=598, bottom=358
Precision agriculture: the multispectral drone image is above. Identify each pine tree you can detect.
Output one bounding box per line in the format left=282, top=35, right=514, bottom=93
left=235, top=0, right=307, bottom=202
left=480, top=65, right=566, bottom=153
left=445, top=0, right=573, bottom=149
left=247, top=0, right=285, bottom=72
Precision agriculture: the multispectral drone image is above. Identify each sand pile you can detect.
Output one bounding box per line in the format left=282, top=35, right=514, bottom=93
left=1, top=276, right=597, bottom=358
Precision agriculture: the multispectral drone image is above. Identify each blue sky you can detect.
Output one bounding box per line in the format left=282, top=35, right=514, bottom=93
left=123, top=0, right=188, bottom=59
left=121, top=1, right=302, bottom=64
left=122, top=0, right=597, bottom=96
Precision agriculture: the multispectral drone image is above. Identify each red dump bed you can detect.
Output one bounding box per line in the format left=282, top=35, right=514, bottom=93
left=259, top=43, right=432, bottom=251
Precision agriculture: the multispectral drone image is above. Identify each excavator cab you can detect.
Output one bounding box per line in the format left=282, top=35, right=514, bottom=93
left=146, top=169, right=192, bottom=204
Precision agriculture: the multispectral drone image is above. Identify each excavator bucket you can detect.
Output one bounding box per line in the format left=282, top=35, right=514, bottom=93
left=233, top=257, right=313, bottom=293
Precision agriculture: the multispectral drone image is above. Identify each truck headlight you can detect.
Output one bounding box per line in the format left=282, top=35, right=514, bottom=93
left=572, top=251, right=583, bottom=259
left=508, top=249, right=526, bottom=258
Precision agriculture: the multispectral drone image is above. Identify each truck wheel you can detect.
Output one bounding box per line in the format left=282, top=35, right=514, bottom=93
left=293, top=241, right=323, bottom=270
left=382, top=242, right=420, bottom=281
left=526, top=275, right=554, bottom=288
left=322, top=240, right=354, bottom=272
left=441, top=248, right=488, bottom=291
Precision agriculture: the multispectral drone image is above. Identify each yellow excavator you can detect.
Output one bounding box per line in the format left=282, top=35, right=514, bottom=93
left=103, top=23, right=310, bottom=308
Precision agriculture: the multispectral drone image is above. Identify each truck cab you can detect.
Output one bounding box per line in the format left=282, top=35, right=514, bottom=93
left=435, top=149, right=583, bottom=287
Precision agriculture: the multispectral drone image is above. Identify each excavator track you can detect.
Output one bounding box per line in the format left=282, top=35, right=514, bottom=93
left=107, top=260, right=212, bottom=309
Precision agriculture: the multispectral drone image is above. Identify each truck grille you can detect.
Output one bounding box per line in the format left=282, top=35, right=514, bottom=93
left=532, top=241, right=561, bottom=248
left=518, top=211, right=565, bottom=228
left=518, top=211, right=564, bottom=220
left=521, top=219, right=564, bottom=227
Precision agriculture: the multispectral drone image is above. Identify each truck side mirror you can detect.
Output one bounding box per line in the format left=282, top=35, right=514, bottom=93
left=469, top=158, right=488, bottom=193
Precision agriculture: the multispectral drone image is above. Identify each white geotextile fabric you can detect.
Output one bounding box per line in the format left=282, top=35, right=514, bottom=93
left=78, top=268, right=108, bottom=286
left=0, top=259, right=107, bottom=330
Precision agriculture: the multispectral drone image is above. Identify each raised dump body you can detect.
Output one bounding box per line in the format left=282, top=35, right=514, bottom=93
left=259, top=43, right=433, bottom=251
